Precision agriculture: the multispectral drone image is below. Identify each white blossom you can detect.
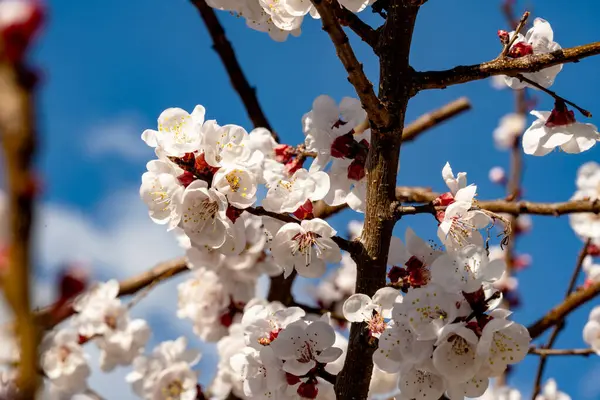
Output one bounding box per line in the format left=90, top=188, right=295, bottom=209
left=535, top=379, right=571, bottom=400
left=212, top=166, right=258, bottom=209
left=493, top=113, right=526, bottom=149
left=343, top=287, right=401, bottom=337
left=140, top=160, right=184, bottom=229
left=523, top=110, right=599, bottom=156
left=271, top=218, right=342, bottom=278
left=504, top=18, right=562, bottom=89
left=142, top=106, right=205, bottom=156
left=442, top=162, right=467, bottom=195
left=262, top=168, right=329, bottom=214
left=41, top=330, right=90, bottom=399
left=570, top=162, right=600, bottom=242
left=583, top=305, right=600, bottom=354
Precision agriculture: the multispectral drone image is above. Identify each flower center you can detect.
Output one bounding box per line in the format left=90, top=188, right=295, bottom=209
left=58, top=346, right=71, bottom=363
left=448, top=335, right=471, bottom=356
left=297, top=341, right=315, bottom=363
left=163, top=379, right=184, bottom=400
left=225, top=171, right=241, bottom=192
left=183, top=199, right=219, bottom=225
left=367, top=313, right=387, bottom=336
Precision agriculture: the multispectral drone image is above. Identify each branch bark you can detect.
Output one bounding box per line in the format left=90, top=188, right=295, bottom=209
left=332, top=1, right=421, bottom=399
left=310, top=0, right=389, bottom=128
left=0, top=61, right=39, bottom=396
left=416, top=42, right=600, bottom=90
left=190, top=0, right=277, bottom=139
left=529, top=347, right=595, bottom=356
left=401, top=96, right=471, bottom=142
left=333, top=4, right=379, bottom=48
left=528, top=280, right=600, bottom=340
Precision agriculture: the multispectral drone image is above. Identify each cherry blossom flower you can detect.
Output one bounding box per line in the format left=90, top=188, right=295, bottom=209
left=152, top=362, right=198, bottom=400
left=303, top=95, right=366, bottom=172
left=126, top=337, right=201, bottom=400
left=180, top=179, right=232, bottom=250
left=432, top=322, right=481, bottom=383
left=211, top=323, right=247, bottom=399
left=142, top=106, right=205, bottom=156
left=212, top=166, right=258, bottom=209
left=41, top=330, right=91, bottom=399
left=583, top=305, right=600, bottom=354
left=535, top=379, right=571, bottom=400
left=343, top=287, right=401, bottom=337
left=262, top=168, right=330, bottom=214
left=242, top=302, right=305, bottom=349
left=230, top=346, right=287, bottom=399
left=582, top=256, right=600, bottom=287
left=392, top=284, right=462, bottom=341
left=73, top=280, right=150, bottom=371
left=477, top=313, right=530, bottom=375
left=523, top=107, right=600, bottom=156
left=177, top=266, right=254, bottom=342
left=271, top=218, right=342, bottom=278
left=493, top=113, right=526, bottom=149
left=202, top=122, right=250, bottom=169
left=442, top=162, right=467, bottom=195
left=387, top=228, right=443, bottom=290
left=140, top=159, right=184, bottom=229
left=398, top=364, right=445, bottom=400
left=504, top=18, right=562, bottom=89
left=437, top=185, right=492, bottom=251
left=269, top=319, right=343, bottom=376
left=373, top=320, right=433, bottom=373
left=430, top=244, right=506, bottom=294
left=570, top=162, right=600, bottom=242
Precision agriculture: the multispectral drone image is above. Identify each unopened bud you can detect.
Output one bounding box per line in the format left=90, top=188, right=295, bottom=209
left=488, top=166, right=506, bottom=184
left=497, top=29, right=509, bottom=44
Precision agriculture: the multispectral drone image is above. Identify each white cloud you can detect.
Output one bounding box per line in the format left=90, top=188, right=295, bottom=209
left=83, top=114, right=153, bottom=160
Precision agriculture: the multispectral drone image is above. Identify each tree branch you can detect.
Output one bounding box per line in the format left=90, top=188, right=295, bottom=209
left=529, top=347, right=595, bottom=356
left=0, top=61, right=39, bottom=396
left=416, top=42, right=600, bottom=90
left=401, top=97, right=471, bottom=142
left=34, top=257, right=189, bottom=329
left=531, top=240, right=590, bottom=398
left=333, top=5, right=378, bottom=48
left=310, top=0, right=389, bottom=128
left=528, top=280, right=600, bottom=340
left=189, top=0, right=277, bottom=139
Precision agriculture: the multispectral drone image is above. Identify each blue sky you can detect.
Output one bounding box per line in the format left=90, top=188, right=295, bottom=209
left=17, top=0, right=600, bottom=398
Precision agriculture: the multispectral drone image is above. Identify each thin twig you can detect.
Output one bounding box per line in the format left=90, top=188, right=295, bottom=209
left=531, top=240, right=590, bottom=399
left=529, top=347, right=595, bottom=356
left=310, top=0, right=389, bottom=128
left=516, top=74, right=592, bottom=117
left=189, top=0, right=277, bottom=139
left=501, top=11, right=530, bottom=57
left=416, top=41, right=600, bottom=90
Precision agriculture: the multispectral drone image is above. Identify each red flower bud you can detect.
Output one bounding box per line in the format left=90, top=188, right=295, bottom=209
left=274, top=144, right=296, bottom=164
left=330, top=133, right=355, bottom=158
left=497, top=29, right=509, bottom=44
left=293, top=199, right=314, bottom=220
left=286, top=373, right=301, bottom=385
left=297, top=382, right=318, bottom=399
left=285, top=157, right=305, bottom=175
left=387, top=266, right=408, bottom=283
left=545, top=101, right=576, bottom=127
left=507, top=42, right=534, bottom=58
left=433, top=192, right=455, bottom=207
left=347, top=159, right=366, bottom=181
left=177, top=171, right=196, bottom=188
left=0, top=1, right=44, bottom=63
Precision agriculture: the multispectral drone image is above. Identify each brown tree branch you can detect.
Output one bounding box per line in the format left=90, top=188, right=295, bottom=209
left=189, top=0, right=277, bottom=140
left=0, top=61, right=39, bottom=395
left=528, top=280, right=600, bottom=339
left=310, top=0, right=389, bottom=128
left=416, top=42, right=600, bottom=90
left=34, top=257, right=189, bottom=329
left=401, top=97, right=471, bottom=142
left=531, top=240, right=590, bottom=398
left=333, top=4, right=379, bottom=48
left=529, top=347, right=595, bottom=356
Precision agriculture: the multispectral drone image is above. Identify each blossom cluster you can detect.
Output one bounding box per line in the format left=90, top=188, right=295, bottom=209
left=493, top=18, right=600, bottom=155
left=204, top=0, right=373, bottom=41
